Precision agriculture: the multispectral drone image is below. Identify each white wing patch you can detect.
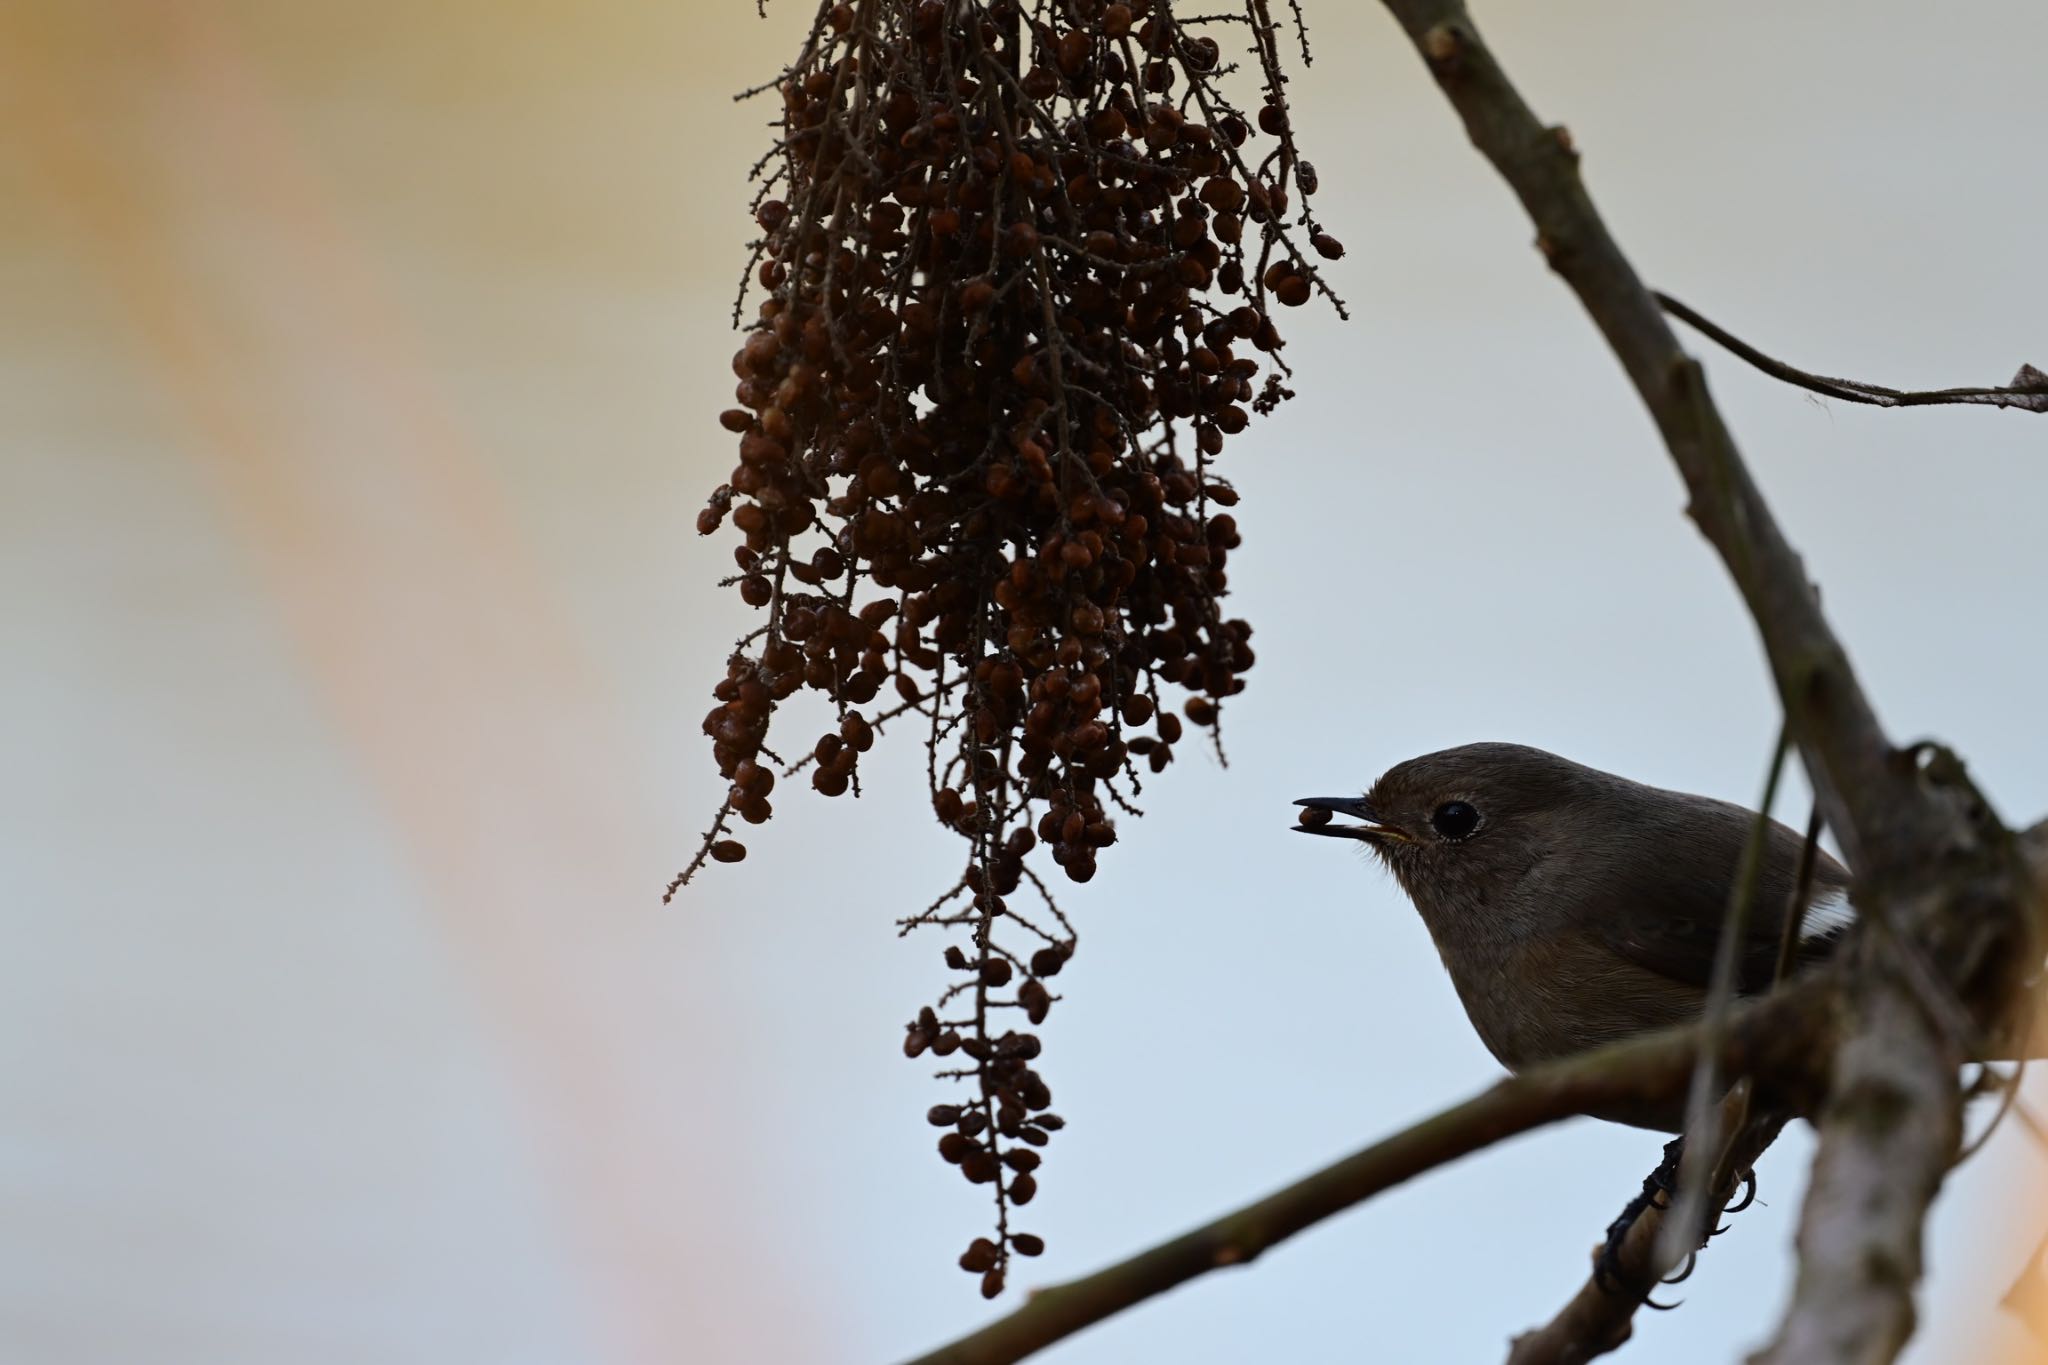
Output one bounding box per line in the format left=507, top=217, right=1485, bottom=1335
left=1797, top=884, right=1856, bottom=944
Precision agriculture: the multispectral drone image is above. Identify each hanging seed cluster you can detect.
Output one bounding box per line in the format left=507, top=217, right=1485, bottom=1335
left=678, top=0, right=1339, bottom=1295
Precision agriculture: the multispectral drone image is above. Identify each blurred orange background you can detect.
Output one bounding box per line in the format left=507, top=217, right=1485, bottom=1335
left=6, top=2, right=2046, bottom=1363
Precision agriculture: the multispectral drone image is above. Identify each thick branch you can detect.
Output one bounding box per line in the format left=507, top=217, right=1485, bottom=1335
left=899, top=985, right=1831, bottom=1365
left=1375, top=0, right=1925, bottom=866
left=1760, top=945, right=1960, bottom=1363
left=1372, top=4, right=2040, bottom=1363
left=1768, top=821, right=2048, bottom=1363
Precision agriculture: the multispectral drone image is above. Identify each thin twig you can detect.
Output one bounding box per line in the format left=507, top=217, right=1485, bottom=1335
left=663, top=795, right=738, bottom=903
left=1771, top=803, right=1827, bottom=987
left=1657, top=724, right=1791, bottom=1274
left=1656, top=292, right=2048, bottom=415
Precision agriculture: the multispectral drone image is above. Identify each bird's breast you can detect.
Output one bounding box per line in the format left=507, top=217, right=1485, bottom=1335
left=1432, top=931, right=1704, bottom=1076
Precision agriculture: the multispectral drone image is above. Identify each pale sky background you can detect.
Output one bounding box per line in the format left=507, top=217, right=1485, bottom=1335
left=5, top=2, right=2046, bottom=1363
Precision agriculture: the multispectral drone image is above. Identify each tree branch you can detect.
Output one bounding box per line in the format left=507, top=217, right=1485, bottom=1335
left=898, top=985, right=1832, bottom=1365
left=1765, top=818, right=2048, bottom=1364
left=1759, top=946, right=1961, bottom=1363
left=1374, top=0, right=1913, bottom=859
left=1654, top=293, right=2048, bottom=415
left=1370, top=4, right=2043, bottom=1363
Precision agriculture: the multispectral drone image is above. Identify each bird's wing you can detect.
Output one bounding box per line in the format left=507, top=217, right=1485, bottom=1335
left=1577, top=799, right=1852, bottom=997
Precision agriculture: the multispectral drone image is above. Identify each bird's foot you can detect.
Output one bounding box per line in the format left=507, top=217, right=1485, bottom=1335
left=1593, top=1137, right=1761, bottom=1305
left=1723, top=1167, right=1759, bottom=1218
left=1593, top=1136, right=1683, bottom=1301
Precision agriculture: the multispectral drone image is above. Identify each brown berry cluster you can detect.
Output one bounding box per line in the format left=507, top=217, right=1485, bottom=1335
left=677, top=0, right=1339, bottom=1293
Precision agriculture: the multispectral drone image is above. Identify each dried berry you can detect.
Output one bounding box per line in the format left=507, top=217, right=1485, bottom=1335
left=678, top=0, right=1343, bottom=1287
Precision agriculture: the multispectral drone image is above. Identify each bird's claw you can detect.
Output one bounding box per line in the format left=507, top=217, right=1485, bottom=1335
left=1724, top=1169, right=1759, bottom=1216
left=1593, top=1137, right=1686, bottom=1297
left=1594, top=1140, right=1760, bottom=1302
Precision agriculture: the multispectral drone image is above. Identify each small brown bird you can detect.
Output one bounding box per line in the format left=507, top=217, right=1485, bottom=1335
left=1295, top=742, right=1851, bottom=1130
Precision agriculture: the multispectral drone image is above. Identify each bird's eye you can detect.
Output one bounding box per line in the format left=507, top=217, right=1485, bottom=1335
left=1430, top=800, right=1480, bottom=841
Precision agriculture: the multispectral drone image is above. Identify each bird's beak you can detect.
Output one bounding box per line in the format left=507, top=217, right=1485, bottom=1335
left=1292, top=795, right=1410, bottom=842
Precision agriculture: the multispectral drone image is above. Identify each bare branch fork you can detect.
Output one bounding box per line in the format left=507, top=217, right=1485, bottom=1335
left=903, top=0, right=2047, bottom=1361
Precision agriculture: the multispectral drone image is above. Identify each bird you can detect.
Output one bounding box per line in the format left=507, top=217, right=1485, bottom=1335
left=1293, top=741, right=1852, bottom=1132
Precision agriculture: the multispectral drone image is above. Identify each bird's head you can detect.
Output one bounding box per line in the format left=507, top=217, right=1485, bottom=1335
left=1294, top=742, right=1610, bottom=913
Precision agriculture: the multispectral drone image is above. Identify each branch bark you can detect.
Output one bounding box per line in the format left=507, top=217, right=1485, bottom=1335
left=1373, top=0, right=1909, bottom=858
left=1369, top=4, right=2042, bottom=1363
left=899, top=985, right=1831, bottom=1365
